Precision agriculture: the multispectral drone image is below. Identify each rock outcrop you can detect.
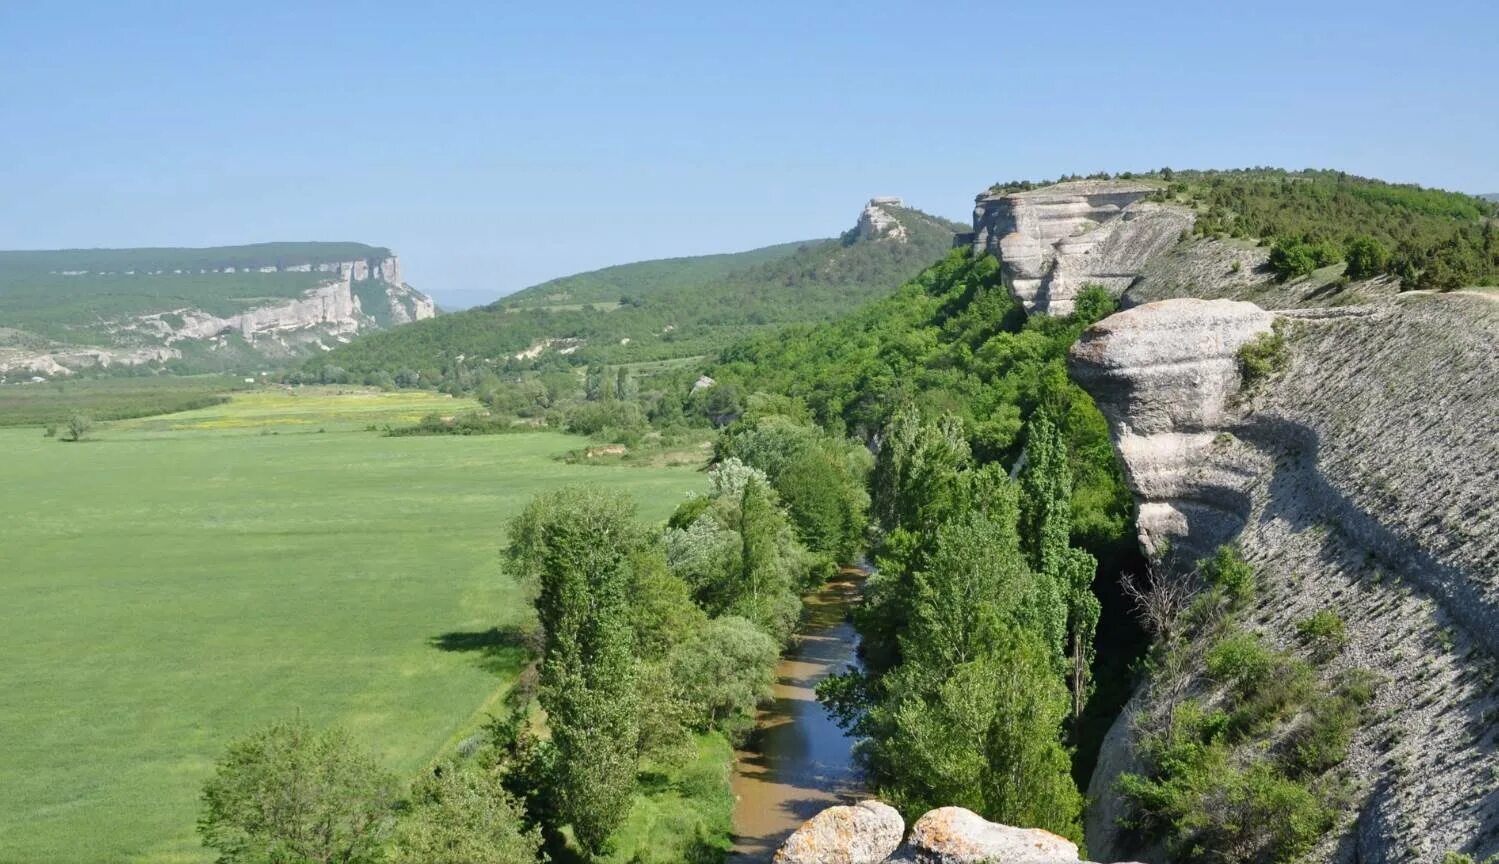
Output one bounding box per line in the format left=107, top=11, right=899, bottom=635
left=969, top=181, right=1192, bottom=316
left=855, top=198, right=912, bottom=243
left=774, top=803, right=1141, bottom=864
left=1068, top=298, right=1274, bottom=559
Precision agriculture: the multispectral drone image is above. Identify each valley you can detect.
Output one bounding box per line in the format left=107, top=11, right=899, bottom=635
left=0, top=390, right=702, bottom=863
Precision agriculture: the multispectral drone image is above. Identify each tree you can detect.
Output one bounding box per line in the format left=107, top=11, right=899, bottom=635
left=669, top=615, right=778, bottom=734
left=508, top=488, right=641, bottom=856
left=63, top=413, right=91, bottom=442
left=391, top=764, right=543, bottom=864
left=1344, top=236, right=1391, bottom=280
left=1020, top=414, right=1099, bottom=719
left=198, top=718, right=398, bottom=864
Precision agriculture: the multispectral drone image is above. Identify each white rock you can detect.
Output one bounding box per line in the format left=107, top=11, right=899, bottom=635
left=904, top=807, right=1079, bottom=864
left=772, top=800, right=905, bottom=864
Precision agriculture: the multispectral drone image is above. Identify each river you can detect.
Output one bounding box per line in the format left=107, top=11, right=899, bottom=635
left=729, top=570, right=867, bottom=860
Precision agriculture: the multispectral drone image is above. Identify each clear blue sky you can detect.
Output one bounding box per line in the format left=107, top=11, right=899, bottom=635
left=2, top=1, right=1494, bottom=306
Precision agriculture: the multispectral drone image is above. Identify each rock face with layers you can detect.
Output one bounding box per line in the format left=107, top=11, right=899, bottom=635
left=970, top=181, right=1193, bottom=316
left=1072, top=291, right=1499, bottom=863
left=1068, top=298, right=1274, bottom=558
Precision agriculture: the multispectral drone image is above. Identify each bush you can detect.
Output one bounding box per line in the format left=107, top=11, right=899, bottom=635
left=1118, top=740, right=1333, bottom=863
left=1236, top=326, right=1289, bottom=390
left=1200, top=545, right=1257, bottom=608
left=1072, top=284, right=1118, bottom=326
left=1206, top=631, right=1278, bottom=697
left=1295, top=610, right=1349, bottom=661
left=62, top=412, right=92, bottom=442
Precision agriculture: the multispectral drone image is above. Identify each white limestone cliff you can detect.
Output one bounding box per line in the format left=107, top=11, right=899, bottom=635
left=970, top=181, right=1193, bottom=316
left=1, top=253, right=435, bottom=376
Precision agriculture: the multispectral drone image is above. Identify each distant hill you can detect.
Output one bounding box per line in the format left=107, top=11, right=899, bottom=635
left=1482, top=193, right=1499, bottom=203
left=305, top=199, right=963, bottom=377
left=0, top=243, right=434, bottom=378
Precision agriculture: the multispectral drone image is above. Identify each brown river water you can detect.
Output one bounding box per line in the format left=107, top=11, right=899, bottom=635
left=729, top=571, right=867, bottom=860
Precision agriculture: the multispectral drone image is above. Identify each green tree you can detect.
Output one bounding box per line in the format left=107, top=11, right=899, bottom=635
left=863, top=501, right=1083, bottom=840
left=1344, top=236, right=1391, bottom=280
left=198, top=718, right=398, bottom=864
left=1020, top=414, right=1100, bottom=718
left=391, top=765, right=543, bottom=864
left=669, top=615, right=779, bottom=734
left=508, top=488, right=641, bottom=856
left=63, top=412, right=91, bottom=442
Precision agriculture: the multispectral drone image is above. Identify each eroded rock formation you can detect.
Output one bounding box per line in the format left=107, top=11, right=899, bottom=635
left=1068, top=298, right=1274, bottom=559
left=969, top=181, right=1193, bottom=316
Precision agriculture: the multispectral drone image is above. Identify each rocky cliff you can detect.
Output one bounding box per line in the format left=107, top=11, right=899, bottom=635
left=969, top=181, right=1193, bottom=316
left=1064, top=268, right=1498, bottom=862
left=0, top=249, right=434, bottom=376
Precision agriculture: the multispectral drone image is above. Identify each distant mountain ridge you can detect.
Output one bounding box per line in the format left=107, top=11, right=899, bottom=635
left=305, top=199, right=963, bottom=376
left=0, top=242, right=434, bottom=378
left=1482, top=193, right=1499, bottom=203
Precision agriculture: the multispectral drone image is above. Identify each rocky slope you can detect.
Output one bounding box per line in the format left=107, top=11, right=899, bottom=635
left=0, top=245, right=433, bottom=376
left=1024, top=225, right=1497, bottom=860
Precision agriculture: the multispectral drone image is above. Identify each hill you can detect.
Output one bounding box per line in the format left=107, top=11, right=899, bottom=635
left=300, top=199, right=962, bottom=381
left=0, top=242, right=434, bottom=378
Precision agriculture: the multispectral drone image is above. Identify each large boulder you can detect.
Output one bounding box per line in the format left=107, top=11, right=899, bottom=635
left=772, top=800, right=905, bottom=864
left=903, top=806, right=1079, bottom=864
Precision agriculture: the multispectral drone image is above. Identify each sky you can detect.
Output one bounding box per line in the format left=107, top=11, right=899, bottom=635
left=2, top=1, right=1495, bottom=308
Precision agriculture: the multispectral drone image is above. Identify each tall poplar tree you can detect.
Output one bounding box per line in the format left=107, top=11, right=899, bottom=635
left=1020, top=414, right=1100, bottom=719
left=508, top=488, right=640, bottom=857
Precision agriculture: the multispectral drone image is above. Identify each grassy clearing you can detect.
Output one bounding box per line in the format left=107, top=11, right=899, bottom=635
left=113, top=386, right=482, bottom=434
left=0, top=390, right=703, bottom=864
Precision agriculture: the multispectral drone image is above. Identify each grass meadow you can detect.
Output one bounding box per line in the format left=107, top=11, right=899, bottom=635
left=0, top=388, right=704, bottom=863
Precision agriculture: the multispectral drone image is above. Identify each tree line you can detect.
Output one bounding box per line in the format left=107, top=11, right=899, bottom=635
left=195, top=403, right=872, bottom=863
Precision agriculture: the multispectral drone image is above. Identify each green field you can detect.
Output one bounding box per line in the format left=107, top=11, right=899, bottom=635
left=0, top=390, right=703, bottom=864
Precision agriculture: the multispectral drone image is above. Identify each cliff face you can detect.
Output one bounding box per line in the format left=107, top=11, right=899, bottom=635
left=0, top=253, right=434, bottom=376
left=1069, top=290, right=1499, bottom=862
left=970, top=181, right=1193, bottom=316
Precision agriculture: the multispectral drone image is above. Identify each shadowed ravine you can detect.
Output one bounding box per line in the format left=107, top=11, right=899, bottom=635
left=730, top=570, right=867, bottom=861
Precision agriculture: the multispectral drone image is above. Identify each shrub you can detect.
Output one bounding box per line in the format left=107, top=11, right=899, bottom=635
left=1206, top=631, right=1278, bottom=698
left=1268, top=239, right=1320, bottom=279
left=1200, top=545, right=1257, bottom=608
left=1119, top=740, right=1333, bottom=863
left=1236, top=325, right=1289, bottom=389
left=62, top=412, right=92, bottom=442
left=1072, top=284, right=1118, bottom=326
left=1295, top=610, right=1349, bottom=661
